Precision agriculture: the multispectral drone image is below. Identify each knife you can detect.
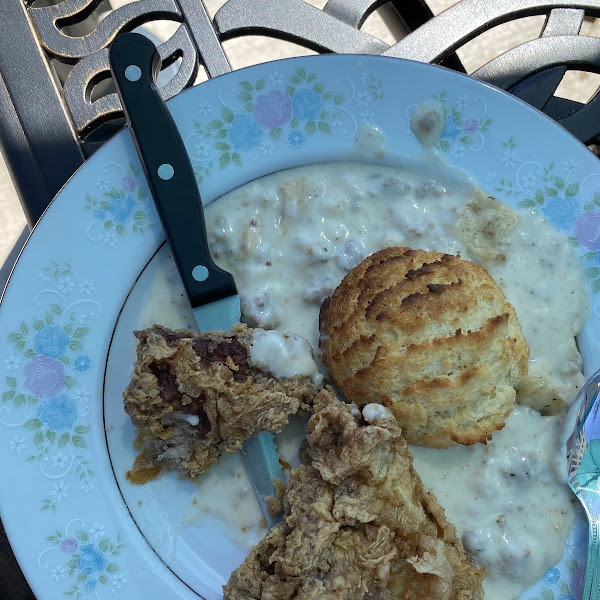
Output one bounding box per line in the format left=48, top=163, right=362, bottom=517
left=109, top=32, right=284, bottom=528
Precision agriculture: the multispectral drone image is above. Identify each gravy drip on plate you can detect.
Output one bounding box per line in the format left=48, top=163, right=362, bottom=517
left=199, top=161, right=587, bottom=598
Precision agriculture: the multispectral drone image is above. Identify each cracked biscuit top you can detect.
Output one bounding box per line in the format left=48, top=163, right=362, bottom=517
left=319, top=247, right=529, bottom=448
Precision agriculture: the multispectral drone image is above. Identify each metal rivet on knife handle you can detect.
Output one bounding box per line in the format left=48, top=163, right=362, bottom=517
left=157, top=163, right=174, bottom=180
left=192, top=265, right=209, bottom=282
left=124, top=64, right=141, bottom=82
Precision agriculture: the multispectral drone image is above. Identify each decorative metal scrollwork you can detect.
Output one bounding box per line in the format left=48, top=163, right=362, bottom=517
left=26, top=0, right=225, bottom=150
left=64, top=22, right=198, bottom=134
left=21, top=0, right=600, bottom=150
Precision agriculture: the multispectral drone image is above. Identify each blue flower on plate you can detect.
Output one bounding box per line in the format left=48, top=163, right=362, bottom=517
left=82, top=580, right=97, bottom=594
left=543, top=567, right=561, bottom=585
left=227, top=114, right=263, bottom=152
left=32, top=326, right=70, bottom=358
left=442, top=115, right=462, bottom=141
left=288, top=131, right=306, bottom=148
left=292, top=89, right=323, bottom=121
left=37, top=394, right=77, bottom=433
left=74, top=355, right=92, bottom=374
left=77, top=544, right=108, bottom=576
left=542, top=195, right=580, bottom=230
left=107, top=194, right=136, bottom=225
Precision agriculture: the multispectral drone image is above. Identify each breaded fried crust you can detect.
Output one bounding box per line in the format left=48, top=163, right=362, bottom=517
left=224, top=394, right=485, bottom=600
left=123, top=324, right=320, bottom=481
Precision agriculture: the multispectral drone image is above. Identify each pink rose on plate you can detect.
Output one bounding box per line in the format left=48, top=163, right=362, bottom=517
left=59, top=538, right=77, bottom=554
left=121, top=175, right=136, bottom=192
left=23, top=355, right=65, bottom=399
left=463, top=117, right=479, bottom=132
left=574, top=210, right=600, bottom=250
left=252, top=90, right=293, bottom=129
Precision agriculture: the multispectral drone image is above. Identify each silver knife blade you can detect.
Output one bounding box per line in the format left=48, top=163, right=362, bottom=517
left=192, top=294, right=285, bottom=529
left=191, top=294, right=243, bottom=332
left=241, top=432, right=285, bottom=530
left=108, top=32, right=284, bottom=530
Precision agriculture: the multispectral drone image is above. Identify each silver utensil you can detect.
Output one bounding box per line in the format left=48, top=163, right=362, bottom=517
left=109, top=32, right=284, bottom=528
left=567, top=369, right=600, bottom=600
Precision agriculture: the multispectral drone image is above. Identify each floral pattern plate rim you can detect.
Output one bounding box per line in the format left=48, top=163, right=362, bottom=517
left=0, top=54, right=598, bottom=600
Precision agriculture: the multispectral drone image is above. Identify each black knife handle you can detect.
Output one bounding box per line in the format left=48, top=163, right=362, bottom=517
left=109, top=33, right=237, bottom=307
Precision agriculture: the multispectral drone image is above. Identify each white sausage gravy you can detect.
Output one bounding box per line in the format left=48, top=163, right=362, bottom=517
left=142, top=120, right=588, bottom=598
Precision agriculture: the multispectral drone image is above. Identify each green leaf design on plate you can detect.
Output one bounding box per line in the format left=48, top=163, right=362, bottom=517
left=565, top=182, right=580, bottom=197
left=69, top=340, right=83, bottom=353
left=535, top=190, right=545, bottom=205
left=318, top=121, right=332, bottom=135
left=565, top=559, right=578, bottom=574
left=73, top=327, right=90, bottom=340
left=219, top=153, right=231, bottom=170
left=237, top=91, right=252, bottom=103
left=518, top=199, right=536, bottom=209
left=2, top=390, right=15, bottom=402
left=72, top=435, right=86, bottom=449
left=540, top=587, right=554, bottom=600
left=222, top=108, right=234, bottom=123
left=24, top=419, right=42, bottom=431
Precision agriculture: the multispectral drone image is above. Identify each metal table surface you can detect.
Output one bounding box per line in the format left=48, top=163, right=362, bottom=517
left=2, top=1, right=600, bottom=598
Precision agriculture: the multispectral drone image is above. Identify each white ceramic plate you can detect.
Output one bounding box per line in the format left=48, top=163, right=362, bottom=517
left=1, top=55, right=598, bottom=600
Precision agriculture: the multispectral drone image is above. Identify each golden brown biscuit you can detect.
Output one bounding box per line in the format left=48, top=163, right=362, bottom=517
left=319, top=247, right=529, bottom=447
